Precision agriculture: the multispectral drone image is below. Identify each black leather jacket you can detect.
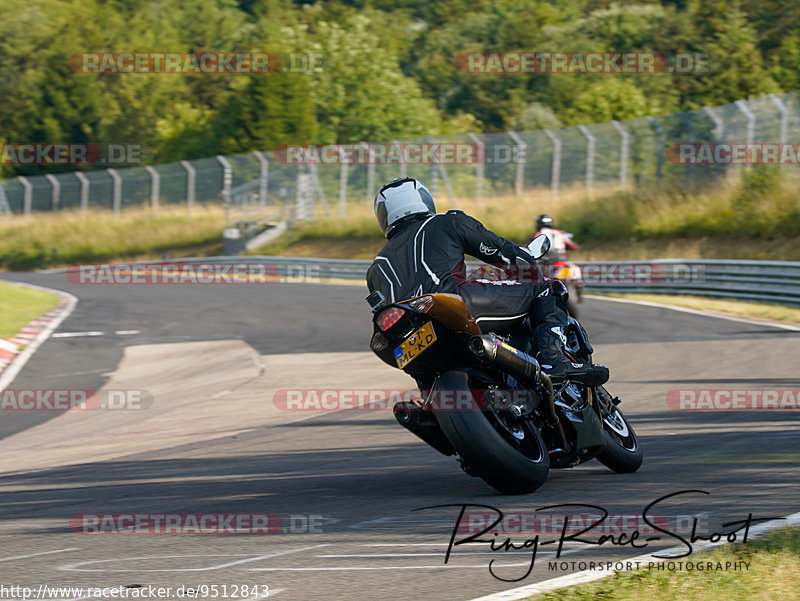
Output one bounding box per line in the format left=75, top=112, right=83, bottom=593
left=367, top=210, right=535, bottom=303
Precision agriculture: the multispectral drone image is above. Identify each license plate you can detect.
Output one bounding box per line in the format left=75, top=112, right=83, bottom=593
left=394, top=321, right=436, bottom=368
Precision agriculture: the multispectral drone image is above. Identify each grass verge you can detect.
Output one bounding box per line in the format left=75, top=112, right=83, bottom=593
left=592, top=292, right=800, bottom=326
left=0, top=206, right=225, bottom=271
left=251, top=171, right=800, bottom=261
left=526, top=524, right=800, bottom=601
left=4, top=168, right=800, bottom=270
left=0, top=282, right=60, bottom=337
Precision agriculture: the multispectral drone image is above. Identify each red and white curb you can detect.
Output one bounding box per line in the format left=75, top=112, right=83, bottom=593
left=0, top=281, right=77, bottom=392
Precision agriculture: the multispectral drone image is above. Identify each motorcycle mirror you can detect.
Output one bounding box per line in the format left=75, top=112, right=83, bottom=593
left=527, top=234, right=551, bottom=260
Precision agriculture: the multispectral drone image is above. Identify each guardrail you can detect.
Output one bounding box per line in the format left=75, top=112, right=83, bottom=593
left=46, top=256, right=800, bottom=306
left=579, top=259, right=800, bottom=306
left=109, top=256, right=797, bottom=306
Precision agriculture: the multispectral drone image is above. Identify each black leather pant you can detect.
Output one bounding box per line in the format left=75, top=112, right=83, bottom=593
left=457, top=278, right=570, bottom=362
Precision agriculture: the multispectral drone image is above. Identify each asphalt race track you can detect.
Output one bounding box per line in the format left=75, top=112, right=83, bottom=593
left=0, top=272, right=798, bottom=601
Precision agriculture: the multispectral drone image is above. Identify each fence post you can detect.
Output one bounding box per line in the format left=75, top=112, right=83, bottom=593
left=577, top=125, right=595, bottom=198
left=392, top=140, right=407, bottom=179
left=75, top=172, right=89, bottom=213
left=703, top=106, right=724, bottom=141
left=769, top=94, right=788, bottom=144
left=543, top=129, right=561, bottom=201
left=425, top=135, right=454, bottom=202
left=338, top=146, right=349, bottom=217
left=735, top=100, right=756, bottom=144
left=310, top=162, right=329, bottom=215
left=107, top=169, right=121, bottom=216
left=0, top=182, right=10, bottom=222
left=253, top=151, right=269, bottom=219
left=361, top=142, right=375, bottom=202
left=467, top=133, right=484, bottom=207
left=507, top=130, right=526, bottom=196
left=217, top=155, right=232, bottom=224
left=610, top=121, right=630, bottom=190
left=294, top=166, right=314, bottom=222
left=429, top=155, right=438, bottom=196
left=646, top=116, right=664, bottom=181
left=18, top=176, right=32, bottom=215
left=180, top=160, right=196, bottom=216
left=703, top=106, right=724, bottom=179
left=145, top=166, right=160, bottom=217
left=45, top=174, right=60, bottom=211
left=735, top=100, right=755, bottom=169
left=678, top=113, right=697, bottom=183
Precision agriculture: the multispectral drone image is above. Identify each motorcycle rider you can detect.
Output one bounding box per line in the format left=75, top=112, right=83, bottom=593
left=533, top=214, right=579, bottom=262
left=367, top=177, right=608, bottom=385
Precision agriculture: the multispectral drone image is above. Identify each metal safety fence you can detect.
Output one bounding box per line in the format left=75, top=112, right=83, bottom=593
left=2, top=91, right=800, bottom=224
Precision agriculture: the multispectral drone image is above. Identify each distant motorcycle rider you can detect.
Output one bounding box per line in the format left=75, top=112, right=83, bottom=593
left=366, top=177, right=607, bottom=385
left=533, top=214, right=579, bottom=262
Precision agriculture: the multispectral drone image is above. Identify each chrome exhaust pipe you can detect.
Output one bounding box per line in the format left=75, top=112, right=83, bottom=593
left=469, top=334, right=568, bottom=450
left=468, top=334, right=541, bottom=385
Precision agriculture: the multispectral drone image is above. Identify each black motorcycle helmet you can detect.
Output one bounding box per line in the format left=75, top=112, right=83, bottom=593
left=536, top=214, right=554, bottom=230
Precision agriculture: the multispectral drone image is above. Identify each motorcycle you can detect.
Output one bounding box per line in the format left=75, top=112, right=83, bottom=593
left=538, top=232, right=584, bottom=317
left=366, top=235, right=642, bottom=494
left=543, top=258, right=584, bottom=317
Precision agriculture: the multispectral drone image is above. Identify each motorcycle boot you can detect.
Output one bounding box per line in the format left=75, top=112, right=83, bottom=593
left=530, top=284, right=609, bottom=387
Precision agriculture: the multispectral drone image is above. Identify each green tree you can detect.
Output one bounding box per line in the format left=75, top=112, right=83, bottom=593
left=510, top=102, right=562, bottom=130
left=213, top=72, right=317, bottom=153
left=412, top=0, right=565, bottom=130
left=568, top=78, right=656, bottom=124
left=668, top=0, right=779, bottom=108
left=282, top=15, right=443, bottom=143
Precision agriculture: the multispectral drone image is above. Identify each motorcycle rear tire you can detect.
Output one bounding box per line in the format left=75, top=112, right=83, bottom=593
left=432, top=369, right=551, bottom=494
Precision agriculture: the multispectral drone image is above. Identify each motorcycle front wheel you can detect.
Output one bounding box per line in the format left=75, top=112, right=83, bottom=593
left=567, top=283, right=582, bottom=318
left=593, top=386, right=643, bottom=473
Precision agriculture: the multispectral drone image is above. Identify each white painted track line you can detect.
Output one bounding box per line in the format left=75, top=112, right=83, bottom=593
left=318, top=550, right=577, bottom=558
left=50, top=330, right=140, bottom=338
left=250, top=563, right=536, bottom=572
left=586, top=294, right=800, bottom=332
left=250, top=547, right=581, bottom=572
left=51, top=331, right=104, bottom=338
left=58, top=546, right=329, bottom=572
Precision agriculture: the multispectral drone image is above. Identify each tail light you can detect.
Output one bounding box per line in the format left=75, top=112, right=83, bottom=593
left=408, top=295, right=434, bottom=312
left=377, top=307, right=405, bottom=331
